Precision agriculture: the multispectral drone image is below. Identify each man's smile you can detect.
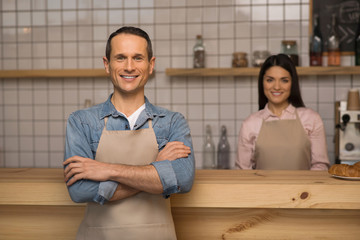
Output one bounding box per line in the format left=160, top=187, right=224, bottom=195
left=121, top=75, right=138, bottom=80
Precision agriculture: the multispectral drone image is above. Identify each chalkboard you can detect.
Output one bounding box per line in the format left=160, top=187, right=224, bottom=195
left=311, top=0, right=360, bottom=55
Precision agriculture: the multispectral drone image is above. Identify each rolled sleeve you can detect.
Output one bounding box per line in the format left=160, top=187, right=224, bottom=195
left=95, top=181, right=119, bottom=204
left=151, top=160, right=178, bottom=198
left=65, top=112, right=117, bottom=204
left=150, top=111, right=195, bottom=198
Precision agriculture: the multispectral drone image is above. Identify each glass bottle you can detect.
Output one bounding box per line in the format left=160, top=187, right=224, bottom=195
left=309, top=14, right=323, bottom=66
left=327, top=14, right=341, bottom=66
left=281, top=40, right=299, bottom=66
left=217, top=125, right=230, bottom=169
left=193, top=35, right=205, bottom=68
left=355, top=14, right=360, bottom=66
left=203, top=125, right=216, bottom=169
left=84, top=99, right=92, bottom=108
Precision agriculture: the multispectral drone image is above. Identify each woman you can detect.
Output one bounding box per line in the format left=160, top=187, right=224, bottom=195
left=236, top=54, right=329, bottom=170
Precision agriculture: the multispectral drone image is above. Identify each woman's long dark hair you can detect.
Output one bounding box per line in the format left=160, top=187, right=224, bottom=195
left=258, top=54, right=305, bottom=110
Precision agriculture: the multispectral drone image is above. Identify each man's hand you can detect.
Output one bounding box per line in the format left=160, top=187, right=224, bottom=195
left=155, top=141, right=191, bottom=162
left=63, top=156, right=112, bottom=186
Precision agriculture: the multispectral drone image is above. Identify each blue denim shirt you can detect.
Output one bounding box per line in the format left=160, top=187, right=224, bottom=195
left=64, top=94, right=195, bottom=205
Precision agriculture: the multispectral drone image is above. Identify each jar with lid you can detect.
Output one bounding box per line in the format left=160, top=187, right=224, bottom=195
left=252, top=50, right=270, bottom=67
left=281, top=40, right=299, bottom=66
left=232, top=52, right=248, bottom=67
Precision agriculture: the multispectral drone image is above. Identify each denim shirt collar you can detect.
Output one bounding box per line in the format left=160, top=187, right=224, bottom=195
left=99, top=93, right=166, bottom=127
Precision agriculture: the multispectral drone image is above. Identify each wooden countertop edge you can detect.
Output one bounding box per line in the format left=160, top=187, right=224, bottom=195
left=1, top=168, right=359, bottom=209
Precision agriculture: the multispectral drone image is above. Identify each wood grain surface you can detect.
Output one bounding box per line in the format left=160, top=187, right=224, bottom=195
left=1, top=168, right=359, bottom=239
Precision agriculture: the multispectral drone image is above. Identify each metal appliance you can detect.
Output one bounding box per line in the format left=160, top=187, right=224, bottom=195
left=336, top=101, right=360, bottom=164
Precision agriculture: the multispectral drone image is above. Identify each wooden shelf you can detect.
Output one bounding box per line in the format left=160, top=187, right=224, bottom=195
left=0, top=66, right=359, bottom=79
left=0, top=69, right=108, bottom=78
left=166, top=66, right=360, bottom=77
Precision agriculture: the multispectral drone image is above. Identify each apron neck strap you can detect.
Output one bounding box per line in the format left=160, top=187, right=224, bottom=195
left=294, top=109, right=300, bottom=119
left=103, top=117, right=153, bottom=129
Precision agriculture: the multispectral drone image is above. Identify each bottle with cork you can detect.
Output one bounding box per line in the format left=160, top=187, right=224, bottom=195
left=217, top=125, right=230, bottom=169
left=309, top=14, right=323, bottom=66
left=193, top=35, right=205, bottom=68
left=203, top=125, right=216, bottom=169
left=327, top=14, right=341, bottom=66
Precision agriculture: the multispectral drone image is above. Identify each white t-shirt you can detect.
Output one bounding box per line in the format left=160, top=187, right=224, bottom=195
left=119, top=103, right=146, bottom=130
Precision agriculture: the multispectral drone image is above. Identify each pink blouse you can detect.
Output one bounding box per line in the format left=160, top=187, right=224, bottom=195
left=236, top=104, right=330, bottom=170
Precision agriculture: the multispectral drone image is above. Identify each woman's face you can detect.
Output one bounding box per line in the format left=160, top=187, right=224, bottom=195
left=263, top=66, right=292, bottom=109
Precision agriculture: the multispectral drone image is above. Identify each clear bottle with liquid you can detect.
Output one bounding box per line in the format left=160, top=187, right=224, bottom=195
left=193, top=35, right=205, bottom=68
left=203, top=125, right=216, bottom=169
left=355, top=14, right=360, bottom=66
left=217, top=125, right=230, bottom=169
left=327, top=14, right=341, bottom=66
left=310, top=14, right=323, bottom=66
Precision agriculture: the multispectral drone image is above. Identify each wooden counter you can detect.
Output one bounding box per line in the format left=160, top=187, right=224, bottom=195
left=1, top=168, right=359, bottom=239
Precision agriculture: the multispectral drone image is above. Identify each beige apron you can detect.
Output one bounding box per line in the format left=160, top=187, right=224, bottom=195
left=76, top=117, right=177, bottom=240
left=254, top=110, right=311, bottom=170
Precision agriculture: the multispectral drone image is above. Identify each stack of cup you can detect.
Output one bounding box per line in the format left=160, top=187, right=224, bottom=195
left=347, top=89, right=360, bottom=110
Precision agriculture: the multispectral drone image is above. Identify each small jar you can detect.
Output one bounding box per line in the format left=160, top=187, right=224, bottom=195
left=281, top=40, right=299, bottom=66
left=232, top=52, right=248, bottom=67
left=252, top=50, right=270, bottom=67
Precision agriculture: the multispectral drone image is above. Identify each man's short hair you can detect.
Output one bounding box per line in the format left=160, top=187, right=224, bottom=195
left=105, top=26, right=153, bottom=62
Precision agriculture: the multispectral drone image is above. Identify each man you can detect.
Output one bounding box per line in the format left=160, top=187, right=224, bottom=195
left=63, top=26, right=195, bottom=240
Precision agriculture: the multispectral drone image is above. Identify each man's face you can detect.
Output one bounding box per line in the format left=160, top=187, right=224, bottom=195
left=103, top=33, right=155, bottom=96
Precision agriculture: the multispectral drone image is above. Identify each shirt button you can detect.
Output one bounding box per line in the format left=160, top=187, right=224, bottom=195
left=125, top=125, right=129, bottom=129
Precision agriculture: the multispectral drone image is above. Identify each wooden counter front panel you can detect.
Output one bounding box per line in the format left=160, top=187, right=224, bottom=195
left=2, top=205, right=359, bottom=240
left=1, top=169, right=360, bottom=239
left=172, top=208, right=360, bottom=240
left=0, top=205, right=85, bottom=240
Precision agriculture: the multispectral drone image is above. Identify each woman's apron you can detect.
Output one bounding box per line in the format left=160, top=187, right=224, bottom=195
left=76, top=117, right=177, bottom=240
left=254, top=111, right=311, bottom=170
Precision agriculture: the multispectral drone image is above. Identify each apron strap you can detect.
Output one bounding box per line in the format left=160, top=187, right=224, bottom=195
left=148, top=119, right=153, bottom=129
left=294, top=109, right=300, bottom=120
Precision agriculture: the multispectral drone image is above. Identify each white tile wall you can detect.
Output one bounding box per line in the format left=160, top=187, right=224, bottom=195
left=0, top=0, right=359, bottom=169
